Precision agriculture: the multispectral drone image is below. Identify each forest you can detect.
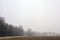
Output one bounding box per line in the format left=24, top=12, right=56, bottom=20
left=0, top=16, right=41, bottom=37
left=0, top=16, right=59, bottom=37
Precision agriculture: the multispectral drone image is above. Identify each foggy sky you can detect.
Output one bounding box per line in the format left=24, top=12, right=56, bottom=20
left=0, top=0, right=60, bottom=33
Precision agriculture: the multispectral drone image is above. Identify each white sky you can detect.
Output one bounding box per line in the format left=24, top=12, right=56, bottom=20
left=0, top=0, right=60, bottom=33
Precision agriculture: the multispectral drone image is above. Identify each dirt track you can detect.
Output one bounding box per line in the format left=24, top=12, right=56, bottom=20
left=0, top=36, right=60, bottom=40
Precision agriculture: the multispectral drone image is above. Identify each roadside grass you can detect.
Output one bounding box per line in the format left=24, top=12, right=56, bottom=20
left=0, top=36, right=60, bottom=40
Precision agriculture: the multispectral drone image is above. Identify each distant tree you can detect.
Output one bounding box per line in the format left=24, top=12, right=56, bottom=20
left=4, top=23, right=10, bottom=36
left=27, top=29, right=32, bottom=36
left=19, top=25, right=24, bottom=36
left=31, top=31, right=36, bottom=36
left=0, top=17, right=6, bottom=36
left=8, top=25, right=14, bottom=36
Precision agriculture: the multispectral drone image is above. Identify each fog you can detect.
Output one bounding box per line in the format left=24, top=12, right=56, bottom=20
left=0, top=0, right=60, bottom=33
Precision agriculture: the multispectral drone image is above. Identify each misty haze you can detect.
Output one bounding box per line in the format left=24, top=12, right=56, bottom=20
left=0, top=0, right=60, bottom=40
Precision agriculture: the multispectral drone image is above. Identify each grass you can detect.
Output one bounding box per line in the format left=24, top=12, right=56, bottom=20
left=0, top=36, right=60, bottom=40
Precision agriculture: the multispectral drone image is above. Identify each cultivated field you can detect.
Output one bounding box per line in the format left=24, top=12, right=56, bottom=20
left=0, top=36, right=60, bottom=40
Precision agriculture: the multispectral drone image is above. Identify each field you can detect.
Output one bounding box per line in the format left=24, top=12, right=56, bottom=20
left=0, top=36, right=60, bottom=40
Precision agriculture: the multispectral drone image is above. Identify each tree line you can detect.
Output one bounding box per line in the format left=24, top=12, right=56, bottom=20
left=0, top=16, right=58, bottom=37
left=0, top=16, right=25, bottom=37
left=0, top=16, right=40, bottom=37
